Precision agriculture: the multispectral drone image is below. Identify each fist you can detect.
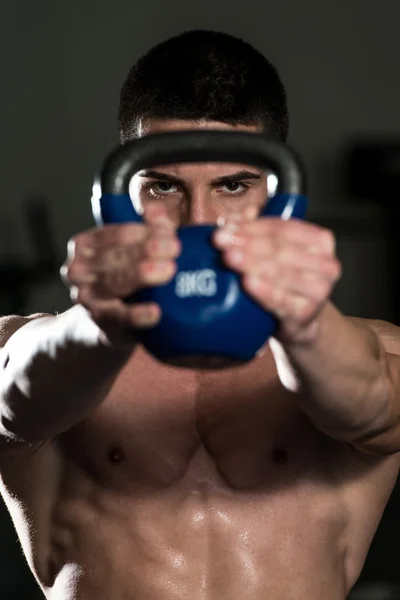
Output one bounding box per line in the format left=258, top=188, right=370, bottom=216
left=61, top=203, right=181, bottom=345
left=213, top=216, right=341, bottom=345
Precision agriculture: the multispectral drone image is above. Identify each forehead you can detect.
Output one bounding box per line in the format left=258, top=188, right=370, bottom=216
left=137, top=118, right=265, bottom=177
left=138, top=118, right=262, bottom=136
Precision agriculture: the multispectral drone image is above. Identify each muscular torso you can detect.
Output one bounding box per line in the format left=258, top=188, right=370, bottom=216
left=0, top=345, right=399, bottom=600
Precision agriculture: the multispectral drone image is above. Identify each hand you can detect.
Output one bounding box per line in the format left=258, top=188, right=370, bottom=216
left=213, top=216, right=341, bottom=345
left=60, top=204, right=181, bottom=346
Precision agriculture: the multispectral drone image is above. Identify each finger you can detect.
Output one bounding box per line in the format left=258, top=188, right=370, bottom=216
left=71, top=256, right=176, bottom=300
left=242, top=276, right=316, bottom=322
left=143, top=202, right=176, bottom=229
left=213, top=223, right=335, bottom=257
left=67, top=224, right=151, bottom=263
left=126, top=302, right=162, bottom=328
left=217, top=204, right=258, bottom=229
left=74, top=292, right=161, bottom=334
left=63, top=243, right=144, bottom=290
left=222, top=244, right=341, bottom=280
left=60, top=262, right=98, bottom=286
left=227, top=219, right=335, bottom=255
left=143, top=229, right=182, bottom=259
left=138, top=258, right=177, bottom=286
left=228, top=204, right=259, bottom=223
left=94, top=301, right=162, bottom=330
left=264, top=268, right=333, bottom=304
left=94, top=256, right=176, bottom=295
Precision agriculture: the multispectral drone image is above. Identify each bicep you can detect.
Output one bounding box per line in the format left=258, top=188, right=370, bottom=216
left=348, top=317, right=400, bottom=456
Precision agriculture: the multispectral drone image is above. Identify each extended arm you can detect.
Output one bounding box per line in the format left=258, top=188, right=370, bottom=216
left=271, top=304, right=400, bottom=457
left=213, top=216, right=400, bottom=457
left=0, top=305, right=132, bottom=453
left=0, top=205, right=181, bottom=455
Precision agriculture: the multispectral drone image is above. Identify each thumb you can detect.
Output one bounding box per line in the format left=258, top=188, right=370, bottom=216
left=143, top=201, right=175, bottom=229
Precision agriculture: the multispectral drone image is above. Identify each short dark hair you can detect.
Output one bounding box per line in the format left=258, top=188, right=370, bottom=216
left=118, top=30, right=289, bottom=143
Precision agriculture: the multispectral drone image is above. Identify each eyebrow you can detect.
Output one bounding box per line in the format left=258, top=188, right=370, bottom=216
left=139, top=169, right=263, bottom=186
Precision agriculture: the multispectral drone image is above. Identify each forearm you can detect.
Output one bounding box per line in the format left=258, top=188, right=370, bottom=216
left=271, top=303, right=390, bottom=443
left=0, top=305, right=133, bottom=443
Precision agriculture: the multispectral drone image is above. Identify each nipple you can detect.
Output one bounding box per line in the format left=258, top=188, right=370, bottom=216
left=108, top=446, right=126, bottom=464
left=272, top=447, right=288, bottom=465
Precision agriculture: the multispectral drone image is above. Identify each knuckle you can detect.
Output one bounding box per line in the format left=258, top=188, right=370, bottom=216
left=310, top=279, right=328, bottom=302
left=118, top=223, right=148, bottom=244
left=60, top=260, right=83, bottom=286
left=63, top=262, right=76, bottom=282
left=144, top=234, right=178, bottom=257
left=323, top=257, right=341, bottom=281
left=130, top=303, right=161, bottom=328
left=69, top=285, right=81, bottom=304
left=321, top=228, right=336, bottom=251
left=70, top=282, right=93, bottom=306
left=59, top=262, right=70, bottom=283
left=67, top=232, right=96, bottom=259
left=61, top=261, right=85, bottom=285
left=138, top=259, right=175, bottom=283
left=285, top=293, right=311, bottom=320
left=296, top=299, right=312, bottom=320
left=302, top=270, right=329, bottom=299
left=67, top=237, right=78, bottom=258
left=137, top=259, right=151, bottom=281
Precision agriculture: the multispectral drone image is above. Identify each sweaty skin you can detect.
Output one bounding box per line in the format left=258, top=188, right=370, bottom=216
left=0, top=345, right=399, bottom=600
left=1, top=119, right=399, bottom=600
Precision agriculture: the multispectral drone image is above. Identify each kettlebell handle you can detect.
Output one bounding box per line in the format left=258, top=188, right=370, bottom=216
left=92, top=131, right=308, bottom=367
left=94, top=130, right=306, bottom=204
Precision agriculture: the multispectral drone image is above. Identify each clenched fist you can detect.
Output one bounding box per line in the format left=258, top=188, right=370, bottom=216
left=61, top=203, right=181, bottom=345
left=213, top=216, right=341, bottom=345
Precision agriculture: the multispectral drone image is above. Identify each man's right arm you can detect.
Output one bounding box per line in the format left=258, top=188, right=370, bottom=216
left=0, top=305, right=132, bottom=455
left=0, top=204, right=180, bottom=456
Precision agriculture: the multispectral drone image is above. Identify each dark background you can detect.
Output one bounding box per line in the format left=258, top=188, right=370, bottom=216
left=1, top=1, right=400, bottom=598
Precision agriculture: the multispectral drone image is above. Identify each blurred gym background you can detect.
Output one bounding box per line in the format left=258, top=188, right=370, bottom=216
left=1, top=1, right=400, bottom=598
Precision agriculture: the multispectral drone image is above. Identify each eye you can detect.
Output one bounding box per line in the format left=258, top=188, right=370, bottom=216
left=220, top=182, right=249, bottom=195
left=148, top=181, right=180, bottom=197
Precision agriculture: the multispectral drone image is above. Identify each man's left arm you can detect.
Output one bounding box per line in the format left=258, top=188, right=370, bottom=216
left=213, top=216, right=400, bottom=457
left=270, top=305, right=400, bottom=457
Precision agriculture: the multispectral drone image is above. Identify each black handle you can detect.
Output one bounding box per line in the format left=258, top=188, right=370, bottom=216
left=96, top=130, right=307, bottom=196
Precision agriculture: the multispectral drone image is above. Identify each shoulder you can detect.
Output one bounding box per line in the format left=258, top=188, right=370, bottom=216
left=0, top=313, right=52, bottom=348
left=0, top=313, right=54, bottom=460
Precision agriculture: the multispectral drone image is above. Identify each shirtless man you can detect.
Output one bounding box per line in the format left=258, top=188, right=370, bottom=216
left=1, top=29, right=400, bottom=600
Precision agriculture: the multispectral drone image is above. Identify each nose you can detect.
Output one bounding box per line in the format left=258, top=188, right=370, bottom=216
left=182, top=190, right=215, bottom=226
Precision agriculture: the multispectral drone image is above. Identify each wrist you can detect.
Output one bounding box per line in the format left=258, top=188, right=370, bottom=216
left=277, top=306, right=327, bottom=351
left=97, top=326, right=138, bottom=353
left=63, top=304, right=136, bottom=357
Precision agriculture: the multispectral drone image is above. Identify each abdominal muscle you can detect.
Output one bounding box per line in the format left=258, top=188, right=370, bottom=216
left=2, top=346, right=395, bottom=600
left=39, top=444, right=350, bottom=600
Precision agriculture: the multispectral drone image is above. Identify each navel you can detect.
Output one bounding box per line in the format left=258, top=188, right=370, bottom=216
left=108, top=446, right=126, bottom=464
left=272, top=447, right=288, bottom=465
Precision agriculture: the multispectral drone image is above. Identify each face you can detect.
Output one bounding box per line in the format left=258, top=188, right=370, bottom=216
left=129, top=119, right=271, bottom=227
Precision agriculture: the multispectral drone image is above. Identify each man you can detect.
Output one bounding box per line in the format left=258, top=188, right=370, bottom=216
left=0, top=29, right=400, bottom=600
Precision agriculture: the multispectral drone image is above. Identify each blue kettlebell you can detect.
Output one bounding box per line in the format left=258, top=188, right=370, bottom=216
left=92, top=131, right=308, bottom=368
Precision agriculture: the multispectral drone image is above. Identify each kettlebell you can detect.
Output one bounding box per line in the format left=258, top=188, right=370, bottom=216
left=92, top=131, right=308, bottom=368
